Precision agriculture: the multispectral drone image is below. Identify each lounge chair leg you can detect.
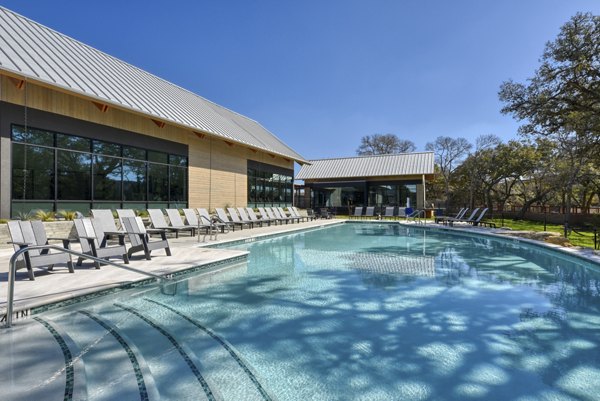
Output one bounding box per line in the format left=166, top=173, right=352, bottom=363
left=165, top=247, right=172, bottom=256
left=94, top=261, right=101, bottom=269
left=47, top=264, right=54, bottom=271
left=27, top=267, right=35, bottom=281
left=67, top=261, right=75, bottom=273
left=123, top=254, right=129, bottom=264
left=77, top=257, right=84, bottom=266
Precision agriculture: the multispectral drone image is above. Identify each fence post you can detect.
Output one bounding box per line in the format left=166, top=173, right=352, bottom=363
left=564, top=222, right=568, bottom=238
left=544, top=212, right=547, bottom=231
left=594, top=227, right=598, bottom=250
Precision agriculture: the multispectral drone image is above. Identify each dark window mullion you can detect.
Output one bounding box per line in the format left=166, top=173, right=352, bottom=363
left=53, top=148, right=58, bottom=212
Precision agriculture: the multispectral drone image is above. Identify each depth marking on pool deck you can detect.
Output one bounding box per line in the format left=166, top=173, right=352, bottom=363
left=114, top=303, right=218, bottom=401
left=144, top=298, right=276, bottom=401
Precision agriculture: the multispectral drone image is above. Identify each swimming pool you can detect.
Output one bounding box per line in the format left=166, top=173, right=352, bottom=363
left=5, top=222, right=600, bottom=400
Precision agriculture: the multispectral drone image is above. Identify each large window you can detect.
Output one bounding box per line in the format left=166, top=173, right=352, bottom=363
left=247, top=161, right=293, bottom=207
left=308, top=181, right=417, bottom=210
left=10, top=125, right=188, bottom=216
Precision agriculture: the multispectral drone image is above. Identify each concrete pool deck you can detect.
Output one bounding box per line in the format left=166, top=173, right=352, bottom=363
left=0, top=219, right=341, bottom=320
left=2, top=217, right=599, bottom=322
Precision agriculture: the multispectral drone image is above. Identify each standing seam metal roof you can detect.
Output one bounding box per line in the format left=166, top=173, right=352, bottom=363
left=0, top=6, right=306, bottom=163
left=295, top=152, right=435, bottom=180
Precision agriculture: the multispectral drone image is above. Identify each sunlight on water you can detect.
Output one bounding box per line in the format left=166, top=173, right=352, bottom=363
left=143, top=223, right=600, bottom=401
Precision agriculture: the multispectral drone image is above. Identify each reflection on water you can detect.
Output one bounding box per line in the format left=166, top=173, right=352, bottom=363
left=148, top=223, right=600, bottom=401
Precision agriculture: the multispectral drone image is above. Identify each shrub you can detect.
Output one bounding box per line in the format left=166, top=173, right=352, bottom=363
left=57, top=210, right=78, bottom=221
left=15, top=211, right=33, bottom=221
left=35, top=210, right=55, bottom=222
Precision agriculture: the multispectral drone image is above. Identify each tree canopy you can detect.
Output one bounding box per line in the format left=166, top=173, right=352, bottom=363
left=499, top=12, right=600, bottom=148
left=356, top=134, right=416, bottom=155
left=499, top=12, right=600, bottom=222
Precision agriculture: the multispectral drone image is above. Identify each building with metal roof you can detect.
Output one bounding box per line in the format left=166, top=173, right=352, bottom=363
left=295, top=153, right=435, bottom=213
left=0, top=6, right=304, bottom=218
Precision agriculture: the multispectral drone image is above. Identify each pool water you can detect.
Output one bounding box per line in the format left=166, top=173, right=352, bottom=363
left=140, top=223, right=600, bottom=400
left=21, top=222, right=600, bottom=401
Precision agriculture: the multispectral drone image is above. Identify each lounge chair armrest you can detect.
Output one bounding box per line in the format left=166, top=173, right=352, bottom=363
left=103, top=230, right=126, bottom=236
left=7, top=241, right=32, bottom=247
left=146, top=228, right=166, bottom=233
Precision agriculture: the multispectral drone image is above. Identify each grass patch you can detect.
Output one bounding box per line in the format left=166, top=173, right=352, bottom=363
left=488, top=218, right=598, bottom=249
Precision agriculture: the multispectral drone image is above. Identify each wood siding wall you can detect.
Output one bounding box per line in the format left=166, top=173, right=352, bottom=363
left=0, top=75, right=294, bottom=212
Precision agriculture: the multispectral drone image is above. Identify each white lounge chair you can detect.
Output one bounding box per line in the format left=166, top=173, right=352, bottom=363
left=383, top=207, right=395, bottom=220
left=246, top=207, right=272, bottom=226
left=258, top=207, right=283, bottom=225
left=148, top=209, right=194, bottom=238
left=351, top=207, right=363, bottom=219
left=292, top=207, right=313, bottom=221
left=238, top=207, right=264, bottom=227
left=7, top=220, right=74, bottom=280
left=91, top=209, right=125, bottom=234
left=215, top=208, right=244, bottom=231
left=74, top=218, right=128, bottom=269
left=227, top=207, right=253, bottom=229
left=197, top=208, right=229, bottom=233
left=165, top=209, right=198, bottom=236
left=289, top=207, right=308, bottom=222
left=122, top=216, right=171, bottom=260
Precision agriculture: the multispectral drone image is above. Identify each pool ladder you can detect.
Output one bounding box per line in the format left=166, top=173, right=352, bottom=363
left=406, top=210, right=426, bottom=225
left=4, top=245, right=170, bottom=329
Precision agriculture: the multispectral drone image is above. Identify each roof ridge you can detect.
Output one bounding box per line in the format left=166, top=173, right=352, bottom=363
left=307, top=151, right=433, bottom=162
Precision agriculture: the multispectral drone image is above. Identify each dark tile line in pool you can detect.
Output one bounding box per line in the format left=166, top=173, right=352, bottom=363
left=79, top=310, right=150, bottom=401
left=114, top=303, right=218, bottom=401
left=33, top=317, right=74, bottom=401
left=25, top=255, right=248, bottom=318
left=144, top=298, right=275, bottom=401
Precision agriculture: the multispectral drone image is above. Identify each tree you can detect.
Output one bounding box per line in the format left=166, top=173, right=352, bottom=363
left=356, top=134, right=416, bottom=155
left=425, top=136, right=472, bottom=207
left=512, top=139, right=560, bottom=219
left=499, top=12, right=600, bottom=225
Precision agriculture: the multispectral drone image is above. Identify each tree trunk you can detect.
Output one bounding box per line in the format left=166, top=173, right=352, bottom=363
left=516, top=197, right=542, bottom=219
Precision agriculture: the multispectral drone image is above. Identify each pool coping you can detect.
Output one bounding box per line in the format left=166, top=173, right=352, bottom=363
left=199, top=219, right=343, bottom=248
left=2, top=252, right=249, bottom=322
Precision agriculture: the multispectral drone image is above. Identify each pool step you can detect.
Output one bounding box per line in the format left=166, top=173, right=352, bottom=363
left=134, top=297, right=278, bottom=401
left=4, top=298, right=277, bottom=401
left=108, top=303, right=223, bottom=401
left=0, top=317, right=87, bottom=401
left=48, top=308, right=160, bottom=401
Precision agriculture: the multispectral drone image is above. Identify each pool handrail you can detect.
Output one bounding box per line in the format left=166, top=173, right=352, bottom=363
left=5, top=244, right=169, bottom=329
left=406, top=209, right=426, bottom=225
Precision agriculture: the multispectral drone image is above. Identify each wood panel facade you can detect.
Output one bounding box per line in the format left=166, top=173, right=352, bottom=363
left=0, top=74, right=294, bottom=218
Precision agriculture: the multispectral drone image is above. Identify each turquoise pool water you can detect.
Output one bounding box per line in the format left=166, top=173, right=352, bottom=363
left=140, top=223, right=600, bottom=400
left=28, top=222, right=600, bottom=401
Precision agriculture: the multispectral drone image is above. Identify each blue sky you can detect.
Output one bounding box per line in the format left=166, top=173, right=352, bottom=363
left=1, top=1, right=599, bottom=161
